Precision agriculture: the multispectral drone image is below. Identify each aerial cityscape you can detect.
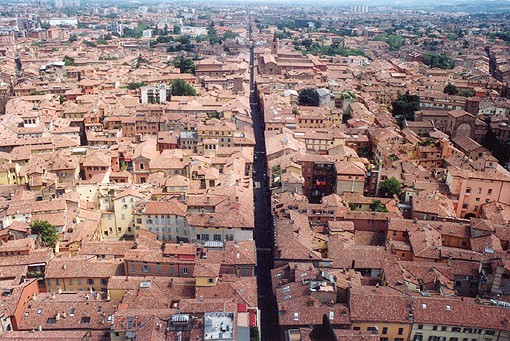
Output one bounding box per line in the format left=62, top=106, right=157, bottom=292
left=0, top=0, right=507, bottom=340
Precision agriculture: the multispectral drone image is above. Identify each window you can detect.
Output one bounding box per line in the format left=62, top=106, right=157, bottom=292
left=130, top=265, right=135, bottom=272
left=139, top=163, right=144, bottom=170
left=47, top=317, right=56, bottom=324
left=433, top=326, right=438, bottom=331
left=208, top=278, right=214, bottom=284
left=80, top=316, right=90, bottom=324
left=477, top=187, right=482, bottom=194
left=382, top=327, right=388, bottom=334
left=87, top=279, right=94, bottom=285
left=395, top=339, right=404, bottom=341
left=449, top=338, right=458, bottom=341
left=486, top=330, right=496, bottom=336
left=353, top=327, right=360, bottom=331
left=452, top=327, right=461, bottom=332
left=398, top=328, right=404, bottom=335
left=100, top=279, right=108, bottom=286
left=181, top=267, right=188, bottom=275
left=46, top=279, right=51, bottom=286
left=202, top=234, right=209, bottom=241
left=381, top=338, right=389, bottom=341
left=69, top=279, right=73, bottom=285
left=442, top=326, right=447, bottom=331
left=77, top=278, right=82, bottom=285
left=488, top=189, right=493, bottom=195
left=465, top=188, right=471, bottom=193
left=242, top=268, right=249, bottom=276
left=418, top=325, right=423, bottom=330
left=156, top=266, right=161, bottom=273
left=142, top=265, right=150, bottom=273
left=475, top=197, right=480, bottom=202
left=214, top=234, right=222, bottom=241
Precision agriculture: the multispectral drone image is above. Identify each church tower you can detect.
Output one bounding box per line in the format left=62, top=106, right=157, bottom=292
left=271, top=33, right=278, bottom=55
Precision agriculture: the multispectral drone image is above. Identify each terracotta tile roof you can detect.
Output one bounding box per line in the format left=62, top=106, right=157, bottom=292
left=0, top=238, right=35, bottom=253
left=349, top=285, right=412, bottom=324
left=195, top=277, right=257, bottom=307
left=412, top=296, right=510, bottom=331
left=17, top=292, right=116, bottom=331
left=79, top=241, right=135, bottom=257
left=408, top=225, right=442, bottom=260
left=0, top=330, right=109, bottom=340
left=328, top=243, right=395, bottom=269
left=45, top=256, right=124, bottom=279
left=179, top=298, right=238, bottom=314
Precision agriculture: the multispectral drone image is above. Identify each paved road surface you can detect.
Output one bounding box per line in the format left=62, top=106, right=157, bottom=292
left=248, top=18, right=281, bottom=341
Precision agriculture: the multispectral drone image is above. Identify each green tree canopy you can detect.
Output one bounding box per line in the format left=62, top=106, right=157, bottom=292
left=373, top=34, right=404, bottom=50
left=171, top=79, right=196, bottom=96
left=68, top=34, right=78, bottom=43
left=370, top=200, right=388, bottom=212
left=391, top=90, right=420, bottom=124
left=173, top=56, right=195, bottom=74
left=443, top=83, right=459, bottom=95
left=176, top=34, right=191, bottom=45
left=379, top=177, right=402, bottom=198
left=222, top=30, right=239, bottom=39
left=459, top=88, right=475, bottom=97
left=31, top=220, right=58, bottom=248
left=126, top=82, right=146, bottom=90
left=173, top=25, right=181, bottom=35
left=423, top=52, right=453, bottom=69
left=298, top=88, right=320, bottom=106
left=63, top=55, right=75, bottom=66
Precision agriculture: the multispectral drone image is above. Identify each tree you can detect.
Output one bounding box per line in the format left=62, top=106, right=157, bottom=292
left=391, top=90, right=420, bottom=124
left=40, top=22, right=50, bottom=30
left=59, top=95, right=66, bottom=104
left=171, top=79, right=196, bottom=96
left=173, top=56, right=195, bottom=74
left=459, top=88, right=475, bottom=97
left=222, top=30, right=239, bottom=39
left=126, top=82, right=146, bottom=90
left=298, top=88, right=320, bottom=106
left=373, top=34, right=403, bottom=50
left=292, top=107, right=299, bottom=115
left=173, top=25, right=181, bottom=35
left=443, top=83, right=459, bottom=95
left=272, top=165, right=281, bottom=185
left=370, top=200, right=388, bottom=212
left=63, top=55, right=75, bottom=66
left=68, top=34, right=78, bottom=43
left=423, top=52, right=453, bottom=69
left=379, top=177, right=402, bottom=198
left=176, top=35, right=191, bottom=45
left=30, top=220, right=58, bottom=248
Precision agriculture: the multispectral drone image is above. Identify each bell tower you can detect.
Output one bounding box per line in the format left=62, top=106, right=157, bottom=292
left=271, top=32, right=278, bottom=55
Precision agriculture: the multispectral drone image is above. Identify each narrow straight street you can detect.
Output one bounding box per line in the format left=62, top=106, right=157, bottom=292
left=248, top=18, right=280, bottom=341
